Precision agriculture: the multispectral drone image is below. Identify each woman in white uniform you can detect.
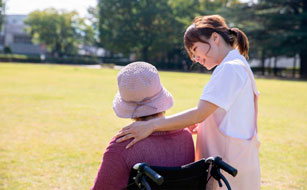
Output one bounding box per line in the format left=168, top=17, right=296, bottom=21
left=116, top=14, right=261, bottom=190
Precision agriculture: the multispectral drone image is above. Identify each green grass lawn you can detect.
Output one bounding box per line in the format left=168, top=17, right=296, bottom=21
left=0, top=63, right=306, bottom=190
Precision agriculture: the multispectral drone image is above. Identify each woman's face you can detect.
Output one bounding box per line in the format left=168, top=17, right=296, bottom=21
left=191, top=35, right=220, bottom=70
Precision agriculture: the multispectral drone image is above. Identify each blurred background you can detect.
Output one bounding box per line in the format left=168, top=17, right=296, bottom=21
left=0, top=0, right=306, bottom=78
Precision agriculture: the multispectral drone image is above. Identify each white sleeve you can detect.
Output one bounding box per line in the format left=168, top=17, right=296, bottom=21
left=200, top=63, right=246, bottom=111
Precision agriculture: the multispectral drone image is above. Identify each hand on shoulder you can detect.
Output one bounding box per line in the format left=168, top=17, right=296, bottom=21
left=115, top=119, right=156, bottom=149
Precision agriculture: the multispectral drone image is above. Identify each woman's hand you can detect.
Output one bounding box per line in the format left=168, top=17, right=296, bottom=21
left=115, top=120, right=155, bottom=149
left=115, top=100, right=217, bottom=149
left=188, top=123, right=199, bottom=134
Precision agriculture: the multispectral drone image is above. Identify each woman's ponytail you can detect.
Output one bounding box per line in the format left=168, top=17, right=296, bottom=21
left=230, top=28, right=249, bottom=59
left=184, top=15, right=250, bottom=60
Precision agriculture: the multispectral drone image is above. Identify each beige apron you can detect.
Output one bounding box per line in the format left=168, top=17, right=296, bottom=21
left=196, top=60, right=261, bottom=190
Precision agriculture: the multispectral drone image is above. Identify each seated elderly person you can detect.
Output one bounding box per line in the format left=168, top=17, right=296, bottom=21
left=91, top=62, right=195, bottom=190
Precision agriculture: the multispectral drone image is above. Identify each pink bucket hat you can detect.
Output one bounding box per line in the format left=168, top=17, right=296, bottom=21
left=113, top=61, right=173, bottom=118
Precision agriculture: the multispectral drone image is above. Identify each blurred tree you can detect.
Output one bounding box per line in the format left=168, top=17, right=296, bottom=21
left=199, top=0, right=241, bottom=11
left=25, top=9, right=94, bottom=57
left=168, top=0, right=199, bottom=27
left=256, top=0, right=306, bottom=78
left=0, top=0, right=4, bottom=31
left=97, top=0, right=244, bottom=67
left=222, top=2, right=272, bottom=75
left=226, top=0, right=307, bottom=78
left=75, top=17, right=96, bottom=48
left=166, top=0, right=242, bottom=70
left=98, top=0, right=185, bottom=62
left=298, top=0, right=307, bottom=78
left=4, top=46, right=11, bottom=54
left=87, top=6, right=99, bottom=45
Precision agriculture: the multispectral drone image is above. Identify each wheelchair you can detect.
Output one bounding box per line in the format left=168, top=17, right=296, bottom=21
left=126, top=157, right=237, bottom=190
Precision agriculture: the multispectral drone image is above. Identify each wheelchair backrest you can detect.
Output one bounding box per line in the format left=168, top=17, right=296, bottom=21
left=127, top=159, right=210, bottom=190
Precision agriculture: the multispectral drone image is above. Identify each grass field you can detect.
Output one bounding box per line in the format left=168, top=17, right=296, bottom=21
left=0, top=63, right=306, bottom=190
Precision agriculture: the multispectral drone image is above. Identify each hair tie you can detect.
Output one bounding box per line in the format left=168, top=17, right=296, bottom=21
left=186, top=24, right=195, bottom=32
left=228, top=28, right=236, bottom=35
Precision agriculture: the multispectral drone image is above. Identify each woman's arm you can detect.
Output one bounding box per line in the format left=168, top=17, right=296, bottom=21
left=116, top=100, right=218, bottom=148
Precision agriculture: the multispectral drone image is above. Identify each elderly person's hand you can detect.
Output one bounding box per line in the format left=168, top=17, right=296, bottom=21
left=116, top=119, right=156, bottom=149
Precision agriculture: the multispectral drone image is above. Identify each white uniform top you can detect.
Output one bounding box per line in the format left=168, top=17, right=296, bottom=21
left=200, top=49, right=255, bottom=139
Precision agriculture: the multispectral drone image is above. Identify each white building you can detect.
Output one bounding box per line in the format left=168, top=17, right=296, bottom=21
left=0, top=14, right=43, bottom=55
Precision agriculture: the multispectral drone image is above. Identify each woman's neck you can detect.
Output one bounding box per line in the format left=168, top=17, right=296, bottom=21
left=218, top=45, right=234, bottom=64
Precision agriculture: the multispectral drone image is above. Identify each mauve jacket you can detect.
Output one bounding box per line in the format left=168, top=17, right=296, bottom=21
left=91, top=129, right=195, bottom=190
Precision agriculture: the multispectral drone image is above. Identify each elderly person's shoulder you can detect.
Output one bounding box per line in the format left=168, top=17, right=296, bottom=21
left=105, top=128, right=192, bottom=153
left=104, top=136, right=132, bottom=153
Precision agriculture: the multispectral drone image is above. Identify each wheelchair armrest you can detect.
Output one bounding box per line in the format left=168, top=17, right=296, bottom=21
left=214, top=157, right=237, bottom=177
left=134, top=163, right=164, bottom=185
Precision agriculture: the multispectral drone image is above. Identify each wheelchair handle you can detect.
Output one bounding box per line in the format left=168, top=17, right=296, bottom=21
left=134, top=163, right=164, bottom=185
left=214, top=157, right=238, bottom=177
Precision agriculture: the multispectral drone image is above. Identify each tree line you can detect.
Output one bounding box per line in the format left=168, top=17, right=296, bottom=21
left=4, top=0, right=307, bottom=78
left=97, top=0, right=306, bottom=77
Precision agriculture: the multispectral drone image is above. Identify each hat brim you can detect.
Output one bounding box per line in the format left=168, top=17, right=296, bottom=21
left=113, top=87, right=173, bottom=118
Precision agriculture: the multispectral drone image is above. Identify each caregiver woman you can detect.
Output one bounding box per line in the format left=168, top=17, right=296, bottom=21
left=116, top=14, right=261, bottom=190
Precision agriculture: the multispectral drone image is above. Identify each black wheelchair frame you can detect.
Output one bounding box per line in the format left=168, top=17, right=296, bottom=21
left=126, top=157, right=237, bottom=190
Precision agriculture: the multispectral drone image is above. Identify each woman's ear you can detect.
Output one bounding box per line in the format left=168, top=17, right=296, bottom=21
left=212, top=32, right=220, bottom=45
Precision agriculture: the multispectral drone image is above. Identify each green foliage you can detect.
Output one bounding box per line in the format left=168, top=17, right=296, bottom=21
left=223, top=0, right=307, bottom=77
left=98, top=0, right=185, bottom=62
left=254, top=0, right=305, bottom=57
left=24, top=9, right=95, bottom=57
left=0, top=0, right=4, bottom=31
left=97, top=0, right=246, bottom=66
left=0, top=53, right=41, bottom=63
left=3, top=46, right=11, bottom=54
left=87, top=6, right=99, bottom=45
left=168, top=0, right=199, bottom=26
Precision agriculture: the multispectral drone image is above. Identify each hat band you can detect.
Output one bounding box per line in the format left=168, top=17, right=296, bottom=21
left=122, top=88, right=164, bottom=118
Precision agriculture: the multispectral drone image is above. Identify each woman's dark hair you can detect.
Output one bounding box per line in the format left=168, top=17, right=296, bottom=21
left=184, top=15, right=249, bottom=60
